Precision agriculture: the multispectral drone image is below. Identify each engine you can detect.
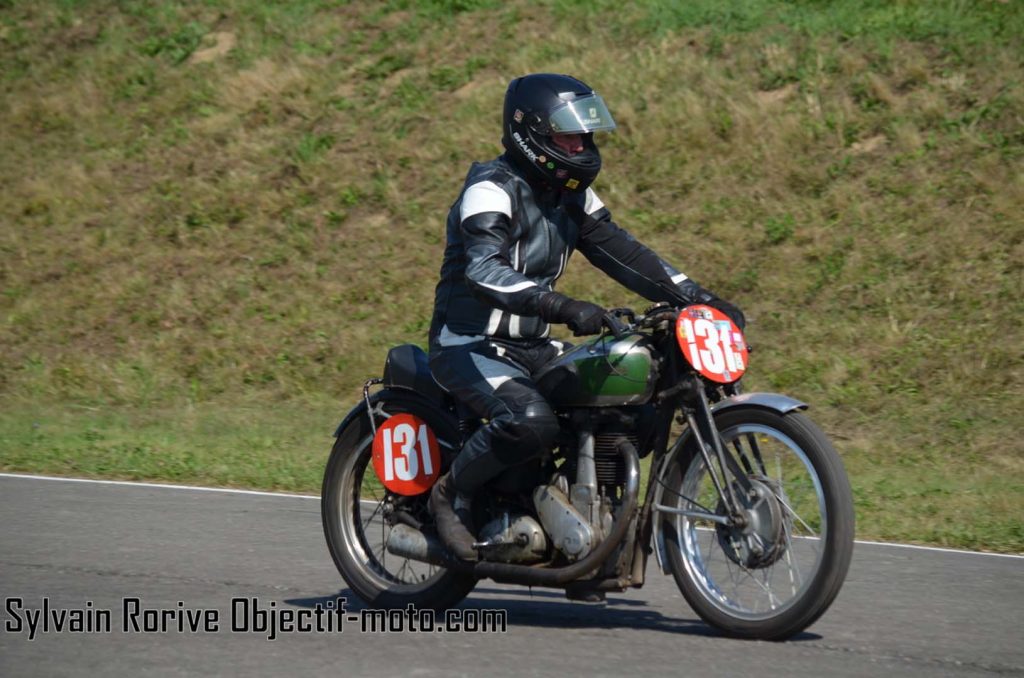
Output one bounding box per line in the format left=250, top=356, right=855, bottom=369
left=537, top=427, right=640, bottom=562
left=472, top=418, right=645, bottom=565
left=533, top=477, right=596, bottom=561
left=475, top=510, right=548, bottom=564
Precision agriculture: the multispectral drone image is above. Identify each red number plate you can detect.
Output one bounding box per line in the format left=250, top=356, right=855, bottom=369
left=676, top=305, right=748, bottom=384
left=371, top=414, right=441, bottom=496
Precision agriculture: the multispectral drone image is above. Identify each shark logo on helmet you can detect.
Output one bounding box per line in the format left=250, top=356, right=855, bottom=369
left=512, top=132, right=538, bottom=163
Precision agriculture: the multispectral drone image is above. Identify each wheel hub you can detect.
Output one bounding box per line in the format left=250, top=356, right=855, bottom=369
left=716, top=476, right=790, bottom=569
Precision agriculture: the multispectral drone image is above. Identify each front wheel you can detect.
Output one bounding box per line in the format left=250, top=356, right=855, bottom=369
left=321, top=391, right=477, bottom=609
left=662, top=407, right=854, bottom=640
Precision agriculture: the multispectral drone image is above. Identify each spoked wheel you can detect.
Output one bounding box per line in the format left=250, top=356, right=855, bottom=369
left=662, top=407, right=854, bottom=640
left=321, top=392, right=476, bottom=609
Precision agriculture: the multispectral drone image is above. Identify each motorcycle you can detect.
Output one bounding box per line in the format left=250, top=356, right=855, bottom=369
left=321, top=303, right=854, bottom=640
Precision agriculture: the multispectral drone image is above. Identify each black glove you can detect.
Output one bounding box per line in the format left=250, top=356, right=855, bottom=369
left=704, top=297, right=746, bottom=331
left=538, top=292, right=606, bottom=336
left=677, top=280, right=746, bottom=330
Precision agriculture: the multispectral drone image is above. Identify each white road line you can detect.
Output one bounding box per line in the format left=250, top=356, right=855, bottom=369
left=2, top=472, right=1022, bottom=559
left=0, top=472, right=319, bottom=500
left=852, top=538, right=1023, bottom=559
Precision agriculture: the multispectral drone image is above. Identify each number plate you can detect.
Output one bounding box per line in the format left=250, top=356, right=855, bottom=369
left=676, top=305, right=748, bottom=384
left=371, top=414, right=441, bottom=496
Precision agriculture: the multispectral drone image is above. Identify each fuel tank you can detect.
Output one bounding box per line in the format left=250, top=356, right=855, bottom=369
left=534, top=332, right=658, bottom=407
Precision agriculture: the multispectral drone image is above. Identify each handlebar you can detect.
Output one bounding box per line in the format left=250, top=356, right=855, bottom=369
left=597, top=304, right=753, bottom=352
left=597, top=306, right=662, bottom=338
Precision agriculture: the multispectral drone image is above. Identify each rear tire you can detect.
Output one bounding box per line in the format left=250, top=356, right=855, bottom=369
left=321, top=390, right=477, bottom=610
left=662, top=407, right=854, bottom=640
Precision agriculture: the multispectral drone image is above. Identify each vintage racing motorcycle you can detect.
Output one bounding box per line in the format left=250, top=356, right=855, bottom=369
left=321, top=304, right=854, bottom=640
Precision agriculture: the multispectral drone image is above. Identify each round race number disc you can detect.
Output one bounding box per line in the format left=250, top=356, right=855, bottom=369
left=675, top=305, right=749, bottom=384
left=371, top=413, right=441, bottom=496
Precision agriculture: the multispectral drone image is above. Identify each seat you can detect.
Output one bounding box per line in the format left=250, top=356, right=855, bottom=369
left=382, top=344, right=449, bottom=404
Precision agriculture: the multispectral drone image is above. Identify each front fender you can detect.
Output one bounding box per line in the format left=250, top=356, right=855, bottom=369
left=651, top=391, right=808, bottom=573
left=711, top=391, right=807, bottom=417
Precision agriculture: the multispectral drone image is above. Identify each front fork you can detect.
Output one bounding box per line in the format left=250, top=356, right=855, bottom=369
left=690, top=381, right=751, bottom=519
left=658, top=377, right=757, bottom=528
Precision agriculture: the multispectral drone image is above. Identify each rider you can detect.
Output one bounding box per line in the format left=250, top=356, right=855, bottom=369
left=427, top=73, right=745, bottom=561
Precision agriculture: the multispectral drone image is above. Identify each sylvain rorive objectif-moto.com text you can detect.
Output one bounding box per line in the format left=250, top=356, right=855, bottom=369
left=4, top=596, right=507, bottom=640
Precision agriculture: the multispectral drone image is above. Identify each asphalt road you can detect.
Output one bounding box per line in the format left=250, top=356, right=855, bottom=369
left=1, top=473, right=1021, bottom=677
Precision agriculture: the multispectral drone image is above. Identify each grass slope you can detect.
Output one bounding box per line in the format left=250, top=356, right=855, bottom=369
left=1, top=0, right=1021, bottom=551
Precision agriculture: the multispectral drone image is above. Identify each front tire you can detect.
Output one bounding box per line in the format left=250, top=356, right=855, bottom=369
left=662, top=407, right=854, bottom=640
left=321, top=391, right=477, bottom=610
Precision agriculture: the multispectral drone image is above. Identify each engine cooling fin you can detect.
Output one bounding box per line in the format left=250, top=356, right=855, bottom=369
left=594, top=433, right=638, bottom=496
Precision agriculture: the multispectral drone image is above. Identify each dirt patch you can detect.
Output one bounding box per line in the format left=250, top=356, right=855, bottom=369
left=189, top=32, right=237, bottom=64
left=454, top=79, right=484, bottom=100
left=756, top=83, right=798, bottom=105
left=850, top=134, right=888, bottom=155
left=221, top=59, right=307, bottom=110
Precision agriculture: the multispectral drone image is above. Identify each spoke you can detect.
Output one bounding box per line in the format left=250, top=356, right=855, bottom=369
left=783, top=527, right=802, bottom=595
left=360, top=498, right=385, bottom=532
left=737, top=561, right=781, bottom=608
left=396, top=558, right=410, bottom=583
left=761, top=568, right=777, bottom=610
left=706, top=527, right=741, bottom=607
left=371, top=541, right=387, bottom=567
left=772, top=490, right=820, bottom=539
left=380, top=508, right=386, bottom=572
left=722, top=553, right=740, bottom=604
left=657, top=474, right=719, bottom=515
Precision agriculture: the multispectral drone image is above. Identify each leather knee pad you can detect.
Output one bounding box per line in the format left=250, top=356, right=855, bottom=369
left=489, top=400, right=559, bottom=466
left=521, top=401, right=560, bottom=450
left=451, top=401, right=559, bottom=494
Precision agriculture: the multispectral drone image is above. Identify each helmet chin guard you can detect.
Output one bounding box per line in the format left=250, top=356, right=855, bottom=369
left=502, top=73, right=616, bottom=192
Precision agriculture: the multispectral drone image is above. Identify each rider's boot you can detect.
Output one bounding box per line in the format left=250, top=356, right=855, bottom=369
left=428, top=472, right=478, bottom=562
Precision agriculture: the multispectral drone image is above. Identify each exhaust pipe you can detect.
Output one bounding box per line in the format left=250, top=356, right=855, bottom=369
left=385, top=438, right=641, bottom=588
left=386, top=524, right=449, bottom=566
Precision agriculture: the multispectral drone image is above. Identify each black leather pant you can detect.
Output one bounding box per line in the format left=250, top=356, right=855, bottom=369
left=429, top=338, right=563, bottom=495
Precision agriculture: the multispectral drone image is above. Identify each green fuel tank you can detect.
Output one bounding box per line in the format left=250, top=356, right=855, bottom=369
left=534, top=332, right=658, bottom=407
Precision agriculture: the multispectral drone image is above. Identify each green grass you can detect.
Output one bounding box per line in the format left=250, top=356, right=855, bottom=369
left=0, top=400, right=341, bottom=492
left=1, top=0, right=1022, bottom=551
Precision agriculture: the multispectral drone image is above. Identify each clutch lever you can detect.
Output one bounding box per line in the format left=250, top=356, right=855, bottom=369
left=601, top=312, right=629, bottom=338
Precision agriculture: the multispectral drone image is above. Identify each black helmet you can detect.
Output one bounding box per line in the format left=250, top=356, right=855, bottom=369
left=502, top=73, right=616, bottom=193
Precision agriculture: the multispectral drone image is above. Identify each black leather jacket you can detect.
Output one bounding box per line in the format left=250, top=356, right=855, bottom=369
left=429, top=154, right=703, bottom=348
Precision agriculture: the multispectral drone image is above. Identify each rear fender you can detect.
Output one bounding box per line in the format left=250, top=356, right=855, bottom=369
left=333, top=344, right=449, bottom=438
left=331, top=388, right=460, bottom=466
left=333, top=398, right=370, bottom=439
left=651, top=392, right=807, bottom=573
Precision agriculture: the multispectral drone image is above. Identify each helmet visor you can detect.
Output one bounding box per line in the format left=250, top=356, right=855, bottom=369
left=547, top=94, right=617, bottom=133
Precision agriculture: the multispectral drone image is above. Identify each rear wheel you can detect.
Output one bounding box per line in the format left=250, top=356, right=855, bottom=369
left=662, top=407, right=854, bottom=640
left=321, top=391, right=476, bottom=609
